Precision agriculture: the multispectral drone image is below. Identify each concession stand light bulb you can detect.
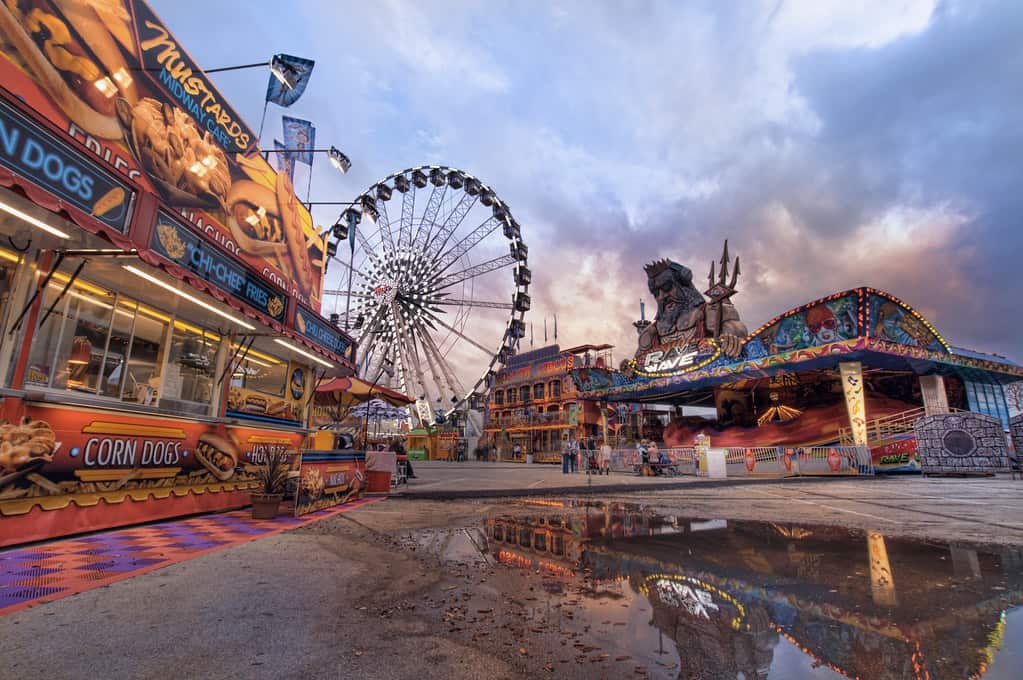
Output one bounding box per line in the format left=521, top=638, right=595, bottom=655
left=201, top=155, right=218, bottom=169
left=188, top=162, right=207, bottom=177
left=0, top=199, right=69, bottom=239
left=112, top=68, right=133, bottom=88
left=93, top=77, right=117, bottom=98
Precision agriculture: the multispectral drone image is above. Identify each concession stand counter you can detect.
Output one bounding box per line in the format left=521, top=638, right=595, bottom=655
left=0, top=1, right=357, bottom=546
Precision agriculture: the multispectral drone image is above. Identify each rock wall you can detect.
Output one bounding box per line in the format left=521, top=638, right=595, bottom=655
left=914, top=413, right=1009, bottom=475
left=1010, top=414, right=1023, bottom=455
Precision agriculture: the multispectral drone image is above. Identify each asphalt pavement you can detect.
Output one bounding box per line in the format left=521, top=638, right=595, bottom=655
left=5, top=465, right=1023, bottom=679
left=399, top=460, right=710, bottom=497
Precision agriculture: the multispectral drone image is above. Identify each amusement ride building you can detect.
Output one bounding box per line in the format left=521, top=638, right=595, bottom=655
left=558, top=243, right=1022, bottom=472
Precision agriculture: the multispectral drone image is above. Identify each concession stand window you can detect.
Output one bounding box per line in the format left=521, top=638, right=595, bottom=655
left=17, top=255, right=228, bottom=416
left=0, top=227, right=315, bottom=424
left=232, top=356, right=287, bottom=397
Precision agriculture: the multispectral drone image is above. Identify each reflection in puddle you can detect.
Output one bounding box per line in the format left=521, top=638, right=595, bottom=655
left=477, top=500, right=1023, bottom=679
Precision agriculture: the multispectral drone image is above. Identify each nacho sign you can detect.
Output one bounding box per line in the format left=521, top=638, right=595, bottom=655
left=295, top=450, right=364, bottom=516
left=0, top=0, right=326, bottom=310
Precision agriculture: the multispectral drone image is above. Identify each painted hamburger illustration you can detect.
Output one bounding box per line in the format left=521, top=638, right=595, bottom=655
left=194, top=432, right=238, bottom=481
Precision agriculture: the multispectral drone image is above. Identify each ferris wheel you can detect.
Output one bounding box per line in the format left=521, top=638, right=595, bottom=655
left=322, top=166, right=530, bottom=417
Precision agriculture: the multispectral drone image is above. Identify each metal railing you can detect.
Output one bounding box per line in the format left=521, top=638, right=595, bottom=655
left=486, top=411, right=573, bottom=428
left=700, top=446, right=873, bottom=477
left=838, top=406, right=966, bottom=446
left=607, top=447, right=698, bottom=474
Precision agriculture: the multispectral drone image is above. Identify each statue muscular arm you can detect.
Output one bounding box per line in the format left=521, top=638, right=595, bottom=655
left=706, top=301, right=748, bottom=357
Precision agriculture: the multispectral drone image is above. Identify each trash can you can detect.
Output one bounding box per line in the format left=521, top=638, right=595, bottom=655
left=526, top=452, right=534, bottom=464
left=703, top=448, right=727, bottom=479
left=365, top=470, right=392, bottom=492
left=365, top=450, right=396, bottom=493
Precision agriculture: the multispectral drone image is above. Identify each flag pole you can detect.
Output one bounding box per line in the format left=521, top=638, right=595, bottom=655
left=256, top=99, right=270, bottom=146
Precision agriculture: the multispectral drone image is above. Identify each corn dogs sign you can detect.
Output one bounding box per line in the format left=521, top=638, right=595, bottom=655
left=0, top=0, right=326, bottom=310
left=0, top=404, right=303, bottom=544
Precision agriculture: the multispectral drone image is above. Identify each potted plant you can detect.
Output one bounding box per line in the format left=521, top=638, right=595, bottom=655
left=251, top=451, right=290, bottom=519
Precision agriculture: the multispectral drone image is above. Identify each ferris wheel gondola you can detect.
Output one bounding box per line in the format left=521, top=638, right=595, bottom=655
left=322, top=166, right=529, bottom=419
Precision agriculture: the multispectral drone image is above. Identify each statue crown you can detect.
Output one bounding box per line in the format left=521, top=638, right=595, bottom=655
left=643, top=259, right=672, bottom=277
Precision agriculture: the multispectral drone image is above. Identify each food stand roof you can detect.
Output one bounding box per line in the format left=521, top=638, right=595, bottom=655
left=315, top=376, right=414, bottom=408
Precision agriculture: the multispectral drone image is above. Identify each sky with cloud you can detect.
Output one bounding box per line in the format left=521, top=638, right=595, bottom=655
left=154, top=0, right=1022, bottom=381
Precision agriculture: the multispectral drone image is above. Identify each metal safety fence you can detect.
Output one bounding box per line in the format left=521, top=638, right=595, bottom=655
left=572, top=445, right=872, bottom=478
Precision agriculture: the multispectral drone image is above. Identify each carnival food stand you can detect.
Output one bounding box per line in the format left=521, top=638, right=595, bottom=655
left=301, top=377, right=412, bottom=506
left=0, top=0, right=357, bottom=545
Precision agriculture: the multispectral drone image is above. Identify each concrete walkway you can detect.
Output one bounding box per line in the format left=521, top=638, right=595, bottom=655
left=394, top=460, right=849, bottom=498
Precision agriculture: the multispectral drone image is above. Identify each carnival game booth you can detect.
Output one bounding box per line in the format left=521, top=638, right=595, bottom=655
left=573, top=286, right=1023, bottom=473
left=0, top=2, right=357, bottom=545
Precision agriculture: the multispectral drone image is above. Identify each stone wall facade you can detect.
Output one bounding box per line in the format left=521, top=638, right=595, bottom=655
left=1010, top=414, right=1023, bottom=455
left=914, top=413, right=1009, bottom=475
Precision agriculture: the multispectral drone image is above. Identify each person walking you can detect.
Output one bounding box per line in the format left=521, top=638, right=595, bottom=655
left=599, top=440, right=612, bottom=476
left=637, top=440, right=650, bottom=476
left=513, top=443, right=522, bottom=461
left=561, top=438, right=570, bottom=474
left=569, top=438, right=579, bottom=473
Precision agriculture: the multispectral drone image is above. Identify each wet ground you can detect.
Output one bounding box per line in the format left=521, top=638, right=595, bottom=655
left=3, top=495, right=1023, bottom=679
left=400, top=498, right=1023, bottom=679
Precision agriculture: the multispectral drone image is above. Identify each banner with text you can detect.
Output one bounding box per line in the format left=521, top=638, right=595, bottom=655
left=0, top=404, right=303, bottom=543
left=295, top=450, right=364, bottom=516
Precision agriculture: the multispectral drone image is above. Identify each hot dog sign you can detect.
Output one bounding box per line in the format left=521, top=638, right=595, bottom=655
left=0, top=0, right=327, bottom=310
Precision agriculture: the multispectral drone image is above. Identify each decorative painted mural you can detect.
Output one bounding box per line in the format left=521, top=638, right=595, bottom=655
left=756, top=293, right=859, bottom=354
left=868, top=294, right=946, bottom=352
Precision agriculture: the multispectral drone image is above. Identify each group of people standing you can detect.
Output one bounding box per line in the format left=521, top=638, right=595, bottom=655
left=560, top=437, right=611, bottom=475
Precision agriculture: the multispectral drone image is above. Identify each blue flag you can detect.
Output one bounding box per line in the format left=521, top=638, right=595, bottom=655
left=273, top=139, right=295, bottom=182
left=266, top=54, right=315, bottom=107
left=281, top=116, right=315, bottom=166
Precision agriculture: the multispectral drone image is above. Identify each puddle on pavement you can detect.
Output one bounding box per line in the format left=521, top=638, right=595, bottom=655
left=408, top=499, right=1023, bottom=679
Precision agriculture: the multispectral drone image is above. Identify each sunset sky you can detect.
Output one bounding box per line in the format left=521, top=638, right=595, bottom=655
left=155, top=0, right=1022, bottom=373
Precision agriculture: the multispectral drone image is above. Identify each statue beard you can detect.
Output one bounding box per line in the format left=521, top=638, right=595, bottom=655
left=655, top=285, right=705, bottom=337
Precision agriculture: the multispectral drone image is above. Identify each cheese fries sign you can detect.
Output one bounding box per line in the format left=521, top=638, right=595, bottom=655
left=0, top=0, right=327, bottom=310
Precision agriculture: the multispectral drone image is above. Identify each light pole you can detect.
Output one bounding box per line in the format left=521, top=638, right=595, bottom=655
left=263, top=146, right=351, bottom=173
left=310, top=202, right=363, bottom=331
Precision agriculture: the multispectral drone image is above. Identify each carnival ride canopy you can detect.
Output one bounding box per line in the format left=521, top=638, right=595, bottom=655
left=572, top=287, right=1022, bottom=404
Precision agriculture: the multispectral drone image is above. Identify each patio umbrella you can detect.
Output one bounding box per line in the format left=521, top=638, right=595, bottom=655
left=347, top=400, right=410, bottom=420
